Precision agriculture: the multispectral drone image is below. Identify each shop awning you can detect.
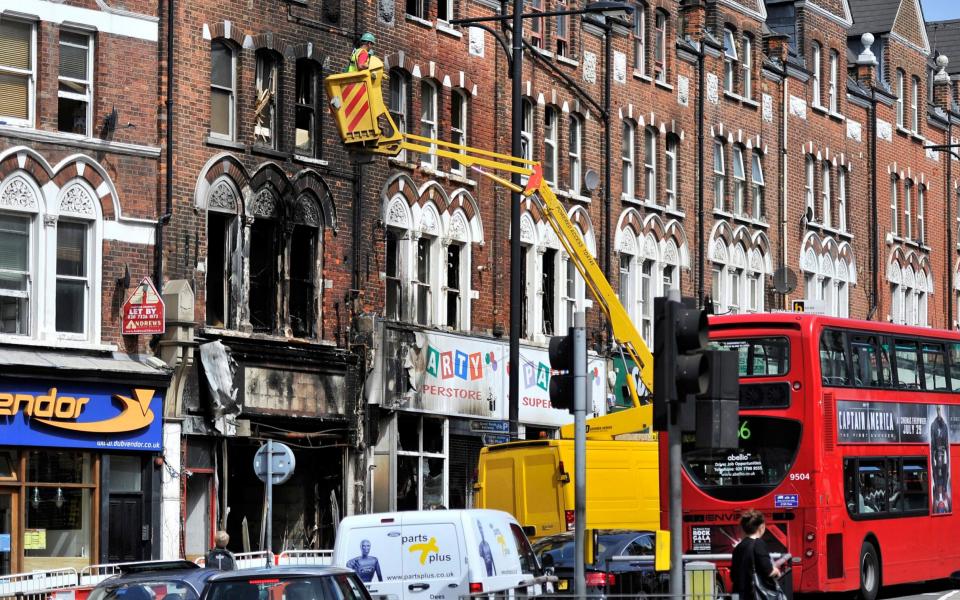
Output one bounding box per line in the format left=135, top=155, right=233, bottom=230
left=0, top=347, right=171, bottom=384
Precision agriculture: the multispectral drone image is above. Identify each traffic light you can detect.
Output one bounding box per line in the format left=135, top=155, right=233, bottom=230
left=653, top=296, right=709, bottom=431
left=549, top=329, right=575, bottom=412
left=695, top=350, right=740, bottom=449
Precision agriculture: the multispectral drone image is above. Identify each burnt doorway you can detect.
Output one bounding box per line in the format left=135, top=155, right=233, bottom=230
left=226, top=438, right=344, bottom=553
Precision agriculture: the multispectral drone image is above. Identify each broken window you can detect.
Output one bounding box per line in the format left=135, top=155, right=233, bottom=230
left=206, top=211, right=237, bottom=328
left=396, top=414, right=446, bottom=511
left=445, top=244, right=461, bottom=329
left=295, top=59, right=322, bottom=157
left=385, top=229, right=402, bottom=320
left=289, top=226, right=318, bottom=338
left=254, top=50, right=280, bottom=148
left=249, top=216, right=278, bottom=333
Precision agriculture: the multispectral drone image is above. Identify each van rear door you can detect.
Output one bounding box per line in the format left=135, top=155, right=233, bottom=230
left=519, top=448, right=564, bottom=537
left=400, top=518, right=463, bottom=600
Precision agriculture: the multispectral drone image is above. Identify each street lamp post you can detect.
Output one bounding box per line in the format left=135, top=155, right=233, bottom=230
left=451, top=1, right=631, bottom=441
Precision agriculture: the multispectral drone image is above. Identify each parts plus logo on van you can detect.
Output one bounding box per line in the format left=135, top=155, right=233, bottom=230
left=404, top=534, right=451, bottom=565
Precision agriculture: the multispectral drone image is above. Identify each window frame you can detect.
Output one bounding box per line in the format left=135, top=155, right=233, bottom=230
left=805, top=155, right=815, bottom=221
left=57, top=30, right=94, bottom=137
left=917, top=184, right=925, bottom=243
left=732, top=145, right=746, bottom=216
left=904, top=179, right=913, bottom=240
left=828, top=49, right=839, bottom=112
left=419, top=79, right=439, bottom=169
left=529, top=0, right=545, bottom=50
left=437, top=0, right=454, bottom=23
left=911, top=75, right=920, bottom=133
left=450, top=89, right=468, bottom=175
left=890, top=174, right=899, bottom=235
left=812, top=42, right=822, bottom=107
left=385, top=228, right=403, bottom=321
left=633, top=4, right=646, bottom=75
left=822, top=161, right=832, bottom=228
left=294, top=58, right=322, bottom=158
left=568, top=114, right=582, bottom=195
left=254, top=50, right=280, bottom=149
left=406, top=0, right=430, bottom=21
left=713, top=139, right=726, bottom=211
left=389, top=69, right=411, bottom=162
left=521, top=98, right=535, bottom=162
left=0, top=212, right=33, bottom=336
left=653, top=10, right=666, bottom=83
left=544, top=106, right=559, bottom=185
left=414, top=235, right=435, bottom=326
left=838, top=167, right=847, bottom=232
left=751, top=150, right=765, bottom=220
left=0, top=17, right=37, bottom=128
left=622, top=120, right=636, bottom=199
left=210, top=39, right=236, bottom=140
left=896, top=69, right=905, bottom=128
left=723, top=27, right=738, bottom=94
left=444, top=243, right=463, bottom=329
left=643, top=127, right=657, bottom=204
left=394, top=414, right=448, bottom=511
left=742, top=34, right=753, bottom=99
left=555, top=0, right=570, bottom=58
left=665, top=135, right=678, bottom=209
left=54, top=219, right=93, bottom=338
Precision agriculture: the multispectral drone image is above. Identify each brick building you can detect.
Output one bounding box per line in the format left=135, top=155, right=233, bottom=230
left=0, top=0, right=169, bottom=571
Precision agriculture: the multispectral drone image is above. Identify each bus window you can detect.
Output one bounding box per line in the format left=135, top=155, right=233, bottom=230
left=921, top=343, right=949, bottom=391
left=886, top=459, right=902, bottom=513
left=819, top=329, right=850, bottom=386
left=893, top=339, right=921, bottom=389
left=681, top=416, right=801, bottom=501
left=708, top=337, right=790, bottom=377
left=857, top=460, right=887, bottom=513
left=850, top=334, right=882, bottom=387
left=948, top=343, right=960, bottom=391
left=844, top=459, right=858, bottom=514
left=902, top=458, right=929, bottom=512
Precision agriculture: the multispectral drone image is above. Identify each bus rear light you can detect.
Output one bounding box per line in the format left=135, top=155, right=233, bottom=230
left=805, top=549, right=814, bottom=558
left=806, top=532, right=815, bottom=542
left=565, top=510, right=575, bottom=531
left=469, top=583, right=484, bottom=594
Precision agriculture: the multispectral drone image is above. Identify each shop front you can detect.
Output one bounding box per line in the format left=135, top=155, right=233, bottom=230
left=0, top=373, right=166, bottom=575
left=368, top=325, right=609, bottom=511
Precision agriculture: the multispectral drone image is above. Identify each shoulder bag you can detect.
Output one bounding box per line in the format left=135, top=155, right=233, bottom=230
left=750, top=541, right=787, bottom=600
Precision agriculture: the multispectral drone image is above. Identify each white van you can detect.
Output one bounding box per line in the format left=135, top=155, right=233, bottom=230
left=333, top=509, right=544, bottom=600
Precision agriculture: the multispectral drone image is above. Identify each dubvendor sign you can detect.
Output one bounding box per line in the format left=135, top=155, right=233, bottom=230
left=0, top=379, right=163, bottom=451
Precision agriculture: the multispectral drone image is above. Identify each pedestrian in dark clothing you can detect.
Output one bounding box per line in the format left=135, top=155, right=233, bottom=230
left=731, top=510, right=780, bottom=599
left=205, top=530, right=237, bottom=571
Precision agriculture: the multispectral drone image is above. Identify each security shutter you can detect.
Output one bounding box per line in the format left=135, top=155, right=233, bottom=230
left=449, top=434, right=482, bottom=509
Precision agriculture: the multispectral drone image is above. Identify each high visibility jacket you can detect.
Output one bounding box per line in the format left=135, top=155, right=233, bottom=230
left=347, top=47, right=371, bottom=72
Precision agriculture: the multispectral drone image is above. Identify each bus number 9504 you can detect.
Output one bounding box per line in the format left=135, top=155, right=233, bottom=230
left=789, top=473, right=811, bottom=481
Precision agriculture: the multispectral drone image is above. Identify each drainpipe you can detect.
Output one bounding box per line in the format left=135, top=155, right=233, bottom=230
left=947, top=119, right=953, bottom=327
left=696, top=36, right=705, bottom=305
left=155, top=0, right=174, bottom=290
left=867, top=85, right=879, bottom=320
left=780, top=76, right=788, bottom=309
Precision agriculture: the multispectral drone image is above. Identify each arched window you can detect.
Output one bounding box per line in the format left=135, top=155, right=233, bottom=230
left=896, top=69, right=905, bottom=127
left=206, top=177, right=241, bottom=329
left=732, top=145, right=746, bottom=215
left=289, top=193, right=323, bottom=338
left=210, top=39, right=236, bottom=139
left=665, top=135, right=678, bottom=209
left=828, top=49, right=839, bottom=112
left=419, top=79, right=439, bottom=168
left=723, top=27, right=738, bottom=93
left=751, top=150, right=765, bottom=219
left=248, top=188, right=280, bottom=332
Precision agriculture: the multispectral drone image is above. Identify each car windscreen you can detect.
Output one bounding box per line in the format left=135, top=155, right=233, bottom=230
left=88, top=580, right=198, bottom=600
left=682, top=416, right=802, bottom=501
left=204, top=574, right=367, bottom=600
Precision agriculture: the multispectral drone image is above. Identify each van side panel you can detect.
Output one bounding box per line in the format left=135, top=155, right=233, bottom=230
left=519, top=450, right=564, bottom=537
left=558, top=441, right=659, bottom=530
left=462, top=512, right=525, bottom=592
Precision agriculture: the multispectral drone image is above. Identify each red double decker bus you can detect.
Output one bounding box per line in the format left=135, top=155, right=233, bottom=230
left=664, top=313, right=960, bottom=600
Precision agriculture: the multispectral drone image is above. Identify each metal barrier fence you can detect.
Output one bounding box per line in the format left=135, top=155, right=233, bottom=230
left=0, top=568, right=79, bottom=598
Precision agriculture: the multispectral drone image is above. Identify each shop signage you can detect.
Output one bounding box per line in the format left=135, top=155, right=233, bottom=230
left=0, top=379, right=163, bottom=451
left=397, top=327, right=608, bottom=427
left=470, top=420, right=510, bottom=433
left=121, top=277, right=165, bottom=335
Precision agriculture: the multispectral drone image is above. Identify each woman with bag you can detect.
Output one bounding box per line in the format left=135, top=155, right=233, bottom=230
left=731, top=510, right=785, bottom=600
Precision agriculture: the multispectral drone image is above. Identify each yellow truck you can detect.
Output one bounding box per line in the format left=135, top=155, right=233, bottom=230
left=325, top=59, right=662, bottom=546
left=474, top=439, right=659, bottom=539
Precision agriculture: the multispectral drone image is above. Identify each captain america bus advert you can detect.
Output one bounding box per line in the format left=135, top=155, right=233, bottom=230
left=836, top=400, right=952, bottom=515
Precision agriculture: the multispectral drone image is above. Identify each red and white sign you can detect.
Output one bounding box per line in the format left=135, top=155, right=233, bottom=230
left=121, top=277, right=165, bottom=335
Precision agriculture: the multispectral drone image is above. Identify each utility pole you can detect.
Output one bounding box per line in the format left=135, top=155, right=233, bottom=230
left=573, top=311, right=587, bottom=598
left=508, top=0, right=524, bottom=440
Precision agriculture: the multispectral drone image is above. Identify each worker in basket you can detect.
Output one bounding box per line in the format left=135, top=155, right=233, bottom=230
left=347, top=32, right=376, bottom=72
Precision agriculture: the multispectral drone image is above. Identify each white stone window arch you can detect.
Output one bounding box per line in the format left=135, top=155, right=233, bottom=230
left=0, top=173, right=43, bottom=338
left=384, top=194, right=413, bottom=322
left=916, top=270, right=929, bottom=326
left=617, top=227, right=640, bottom=327
left=412, top=201, right=442, bottom=327
left=710, top=236, right=730, bottom=312
left=53, top=180, right=102, bottom=342
left=836, top=258, right=851, bottom=318
left=888, top=261, right=904, bottom=324
left=902, top=266, right=917, bottom=326
left=747, top=248, right=766, bottom=312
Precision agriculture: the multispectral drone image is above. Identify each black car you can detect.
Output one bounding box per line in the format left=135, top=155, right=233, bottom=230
left=202, top=566, right=372, bottom=600
left=87, top=560, right=221, bottom=600
left=533, top=530, right=667, bottom=597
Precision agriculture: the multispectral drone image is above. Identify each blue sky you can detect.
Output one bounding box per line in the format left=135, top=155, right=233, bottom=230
left=922, top=0, right=960, bottom=21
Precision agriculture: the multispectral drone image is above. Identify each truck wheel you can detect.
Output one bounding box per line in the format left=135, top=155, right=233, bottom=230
left=859, top=541, right=880, bottom=600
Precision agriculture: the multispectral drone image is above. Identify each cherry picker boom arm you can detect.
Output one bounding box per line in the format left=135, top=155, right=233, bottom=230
left=326, top=58, right=653, bottom=439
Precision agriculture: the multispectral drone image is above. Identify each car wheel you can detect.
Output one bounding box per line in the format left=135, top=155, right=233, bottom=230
left=859, top=541, right=880, bottom=600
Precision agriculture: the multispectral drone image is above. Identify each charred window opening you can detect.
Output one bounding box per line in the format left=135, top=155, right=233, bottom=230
left=249, top=218, right=278, bottom=332
left=396, top=414, right=446, bottom=511
left=446, top=244, right=461, bottom=329
left=290, top=224, right=318, bottom=338
left=206, top=211, right=237, bottom=328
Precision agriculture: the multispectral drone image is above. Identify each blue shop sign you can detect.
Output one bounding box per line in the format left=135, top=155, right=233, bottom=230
left=0, top=379, right=164, bottom=451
